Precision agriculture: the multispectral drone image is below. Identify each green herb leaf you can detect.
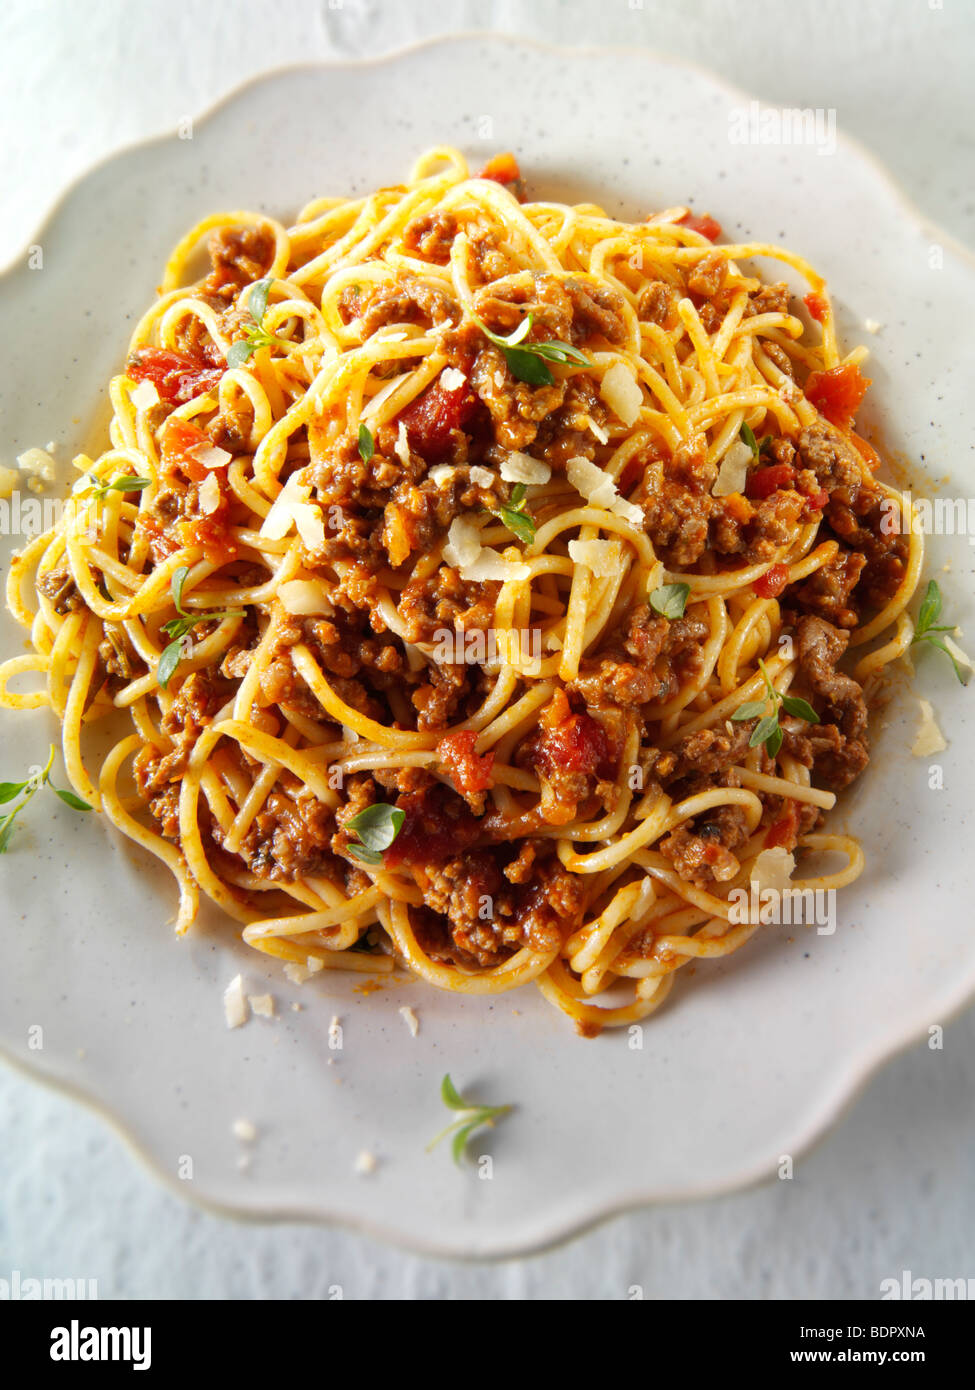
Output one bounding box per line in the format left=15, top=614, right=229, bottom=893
left=502, top=346, right=555, bottom=386
left=89, top=474, right=152, bottom=500
left=226, top=338, right=260, bottom=368
left=527, top=340, right=591, bottom=366
left=347, top=843, right=383, bottom=867
left=650, top=583, right=690, bottom=620
left=54, top=788, right=92, bottom=811
left=766, top=722, right=784, bottom=757
left=497, top=505, right=536, bottom=544
left=731, top=700, right=768, bottom=722
left=171, top=566, right=191, bottom=616
left=157, top=639, right=184, bottom=690
left=248, top=275, right=273, bottom=325
left=740, top=422, right=760, bottom=461
left=915, top=579, right=943, bottom=635
left=347, top=802, right=405, bottom=852
left=0, top=780, right=28, bottom=804
left=428, top=1074, right=513, bottom=1165
left=916, top=634, right=970, bottom=687
left=358, top=423, right=375, bottom=464
left=0, top=814, right=16, bottom=854
left=780, top=694, right=820, bottom=724
left=750, top=713, right=781, bottom=748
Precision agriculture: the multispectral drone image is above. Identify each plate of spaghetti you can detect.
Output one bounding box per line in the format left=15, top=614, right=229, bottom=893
left=1, top=39, right=972, bottom=1254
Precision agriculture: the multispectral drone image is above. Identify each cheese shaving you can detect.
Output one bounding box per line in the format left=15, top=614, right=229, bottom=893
left=568, top=537, right=622, bottom=577
left=278, top=579, right=333, bottom=615
left=912, top=699, right=946, bottom=756
left=566, top=454, right=642, bottom=525
left=440, top=366, right=466, bottom=392
left=223, top=974, right=248, bottom=1029
left=443, top=516, right=483, bottom=569
left=500, top=452, right=551, bottom=485
left=599, top=362, right=643, bottom=426
left=130, top=379, right=160, bottom=409
left=712, top=439, right=752, bottom=497
left=197, top=472, right=221, bottom=515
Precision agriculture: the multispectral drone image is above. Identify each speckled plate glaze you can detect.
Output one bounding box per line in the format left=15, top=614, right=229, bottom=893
left=1, top=36, right=973, bottom=1257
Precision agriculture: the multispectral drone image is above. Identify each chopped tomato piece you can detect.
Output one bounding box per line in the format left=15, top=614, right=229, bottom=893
left=754, top=562, right=790, bottom=599
left=746, top=463, right=795, bottom=499
left=383, top=786, right=479, bottom=869
left=127, top=347, right=223, bottom=405
left=678, top=211, right=723, bottom=242
left=803, top=292, right=828, bottom=323
left=804, top=362, right=871, bottom=430
left=477, top=153, right=524, bottom=199
left=398, top=373, right=479, bottom=461
left=437, top=730, right=495, bottom=796
left=160, top=418, right=212, bottom=481
left=849, top=431, right=882, bottom=472
left=764, top=803, right=799, bottom=849
left=534, top=712, right=611, bottom=779
left=803, top=487, right=829, bottom=511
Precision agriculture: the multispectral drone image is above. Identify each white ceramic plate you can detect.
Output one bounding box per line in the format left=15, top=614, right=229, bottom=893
left=1, top=36, right=973, bottom=1257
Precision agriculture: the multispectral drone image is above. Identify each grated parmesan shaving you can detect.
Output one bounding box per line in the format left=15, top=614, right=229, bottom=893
left=566, top=454, right=642, bottom=524
left=912, top=699, right=946, bottom=757
left=440, top=366, right=466, bottom=392
left=395, top=421, right=411, bottom=466
left=443, top=516, right=483, bottom=568
left=568, top=538, right=622, bottom=577
left=190, top=444, right=232, bottom=470
left=248, top=994, right=276, bottom=1018
left=500, top=451, right=551, bottom=485
left=278, top=579, right=333, bottom=615
left=223, top=975, right=249, bottom=1029
left=750, top=847, right=796, bottom=896
left=197, top=472, right=221, bottom=515
left=712, top=439, right=752, bottom=497
left=354, top=1150, right=378, bottom=1175
left=461, top=551, right=530, bottom=583
left=232, top=1118, right=257, bottom=1143
left=130, top=379, right=160, bottom=409
left=599, top=362, right=643, bottom=426
left=399, top=1005, right=419, bottom=1037
left=469, top=465, right=495, bottom=488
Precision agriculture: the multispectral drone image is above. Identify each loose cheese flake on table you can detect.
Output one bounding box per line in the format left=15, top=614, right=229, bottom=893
left=248, top=993, right=276, bottom=1018
left=354, top=1150, right=378, bottom=1175
left=232, top=1118, right=257, bottom=1143
left=599, top=362, right=643, bottom=426
left=912, top=699, right=946, bottom=756
left=223, top=974, right=249, bottom=1029
left=399, top=1005, right=420, bottom=1037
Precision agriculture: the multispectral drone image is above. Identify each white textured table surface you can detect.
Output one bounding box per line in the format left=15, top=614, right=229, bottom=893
left=1, top=0, right=973, bottom=1299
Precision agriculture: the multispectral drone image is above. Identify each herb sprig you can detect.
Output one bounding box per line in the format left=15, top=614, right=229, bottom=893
left=226, top=277, right=281, bottom=368
left=731, top=657, right=819, bottom=755
left=911, top=580, right=970, bottom=686
left=491, top=481, right=536, bottom=545
left=357, top=423, right=375, bottom=463
left=157, top=566, right=244, bottom=689
left=0, top=744, right=91, bottom=853
left=428, top=1074, right=512, bottom=1165
left=345, top=801, right=405, bottom=867
left=650, top=582, right=690, bottom=620
left=474, top=311, right=590, bottom=387
left=87, top=474, right=151, bottom=501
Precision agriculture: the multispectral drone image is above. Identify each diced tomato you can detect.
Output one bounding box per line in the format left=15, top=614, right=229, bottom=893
left=137, top=513, right=180, bottom=563
left=754, top=562, right=790, bottom=599
left=803, top=487, right=829, bottom=511
left=850, top=431, right=882, bottom=472
left=437, top=730, right=495, bottom=796
left=477, top=153, right=525, bottom=200
left=398, top=374, right=479, bottom=461
left=160, top=418, right=212, bottom=481
left=678, top=211, right=723, bottom=242
left=803, top=291, right=828, bottom=323
left=382, top=786, right=479, bottom=869
left=764, top=803, right=799, bottom=849
left=127, top=347, right=223, bottom=405
left=804, top=362, right=871, bottom=430
left=746, top=463, right=795, bottom=499
left=179, top=513, right=237, bottom=565
left=534, top=712, right=611, bottom=780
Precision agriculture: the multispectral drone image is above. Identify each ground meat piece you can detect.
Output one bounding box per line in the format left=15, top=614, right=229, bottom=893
left=792, top=549, right=866, bottom=628
left=654, top=723, right=751, bottom=784
left=134, top=669, right=233, bottom=801
left=359, top=276, right=459, bottom=336
left=687, top=250, right=729, bottom=299
left=402, top=211, right=458, bottom=264
left=794, top=614, right=869, bottom=789
left=37, top=564, right=84, bottom=614
left=571, top=608, right=707, bottom=710
left=825, top=488, right=908, bottom=610
left=202, top=226, right=274, bottom=301
left=529, top=374, right=607, bottom=466
left=659, top=800, right=750, bottom=885
left=641, top=483, right=713, bottom=567
left=637, top=279, right=680, bottom=329
left=796, top=419, right=865, bottom=492
left=762, top=341, right=795, bottom=380
left=397, top=566, right=499, bottom=644
left=230, top=786, right=337, bottom=880
left=411, top=660, right=471, bottom=731
left=562, top=278, right=627, bottom=344
left=746, top=282, right=792, bottom=316
left=470, top=344, right=566, bottom=451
